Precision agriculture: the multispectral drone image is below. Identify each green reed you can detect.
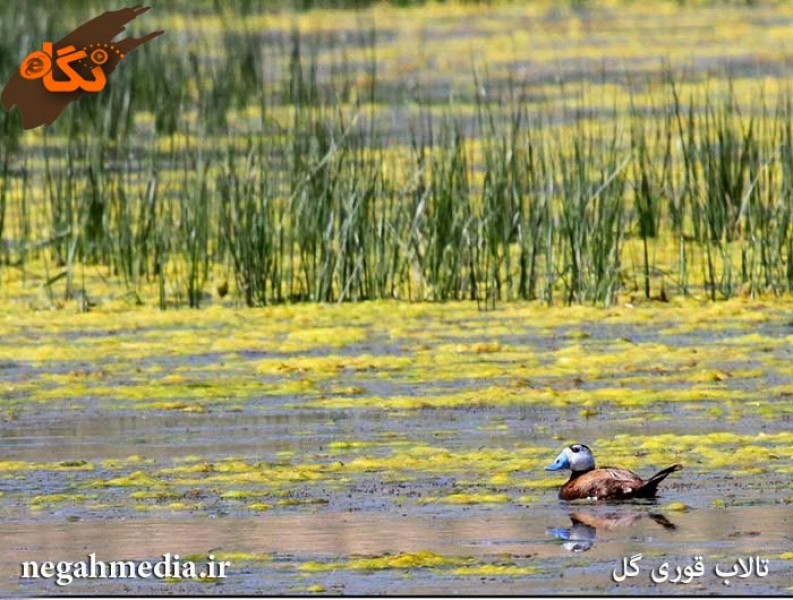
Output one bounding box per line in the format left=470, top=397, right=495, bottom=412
left=1, top=3, right=792, bottom=308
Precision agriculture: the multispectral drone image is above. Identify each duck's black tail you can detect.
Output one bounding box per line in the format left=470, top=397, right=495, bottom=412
left=636, top=464, right=683, bottom=497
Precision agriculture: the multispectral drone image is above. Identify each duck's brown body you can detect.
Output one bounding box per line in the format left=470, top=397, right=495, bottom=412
left=559, top=464, right=682, bottom=501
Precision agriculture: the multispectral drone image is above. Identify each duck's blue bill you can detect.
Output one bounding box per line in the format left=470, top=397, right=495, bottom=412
left=547, top=527, right=571, bottom=540
left=545, top=450, right=570, bottom=471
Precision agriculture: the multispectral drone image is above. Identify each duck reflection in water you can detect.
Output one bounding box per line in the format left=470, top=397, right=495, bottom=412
left=548, top=510, right=676, bottom=552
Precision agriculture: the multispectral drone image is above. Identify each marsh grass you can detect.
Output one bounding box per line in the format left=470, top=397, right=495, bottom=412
left=1, top=3, right=792, bottom=308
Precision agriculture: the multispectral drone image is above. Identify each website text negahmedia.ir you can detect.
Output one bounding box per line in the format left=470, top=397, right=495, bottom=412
left=20, top=553, right=230, bottom=587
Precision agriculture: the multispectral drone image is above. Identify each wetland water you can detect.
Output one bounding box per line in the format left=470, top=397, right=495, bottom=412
left=1, top=300, right=792, bottom=594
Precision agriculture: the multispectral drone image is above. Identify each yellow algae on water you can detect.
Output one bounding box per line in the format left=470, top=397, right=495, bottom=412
left=278, top=327, right=367, bottom=352
left=299, top=561, right=335, bottom=572
left=440, top=341, right=505, bottom=354
left=220, top=490, right=255, bottom=500
left=97, top=470, right=162, bottom=488
left=210, top=552, right=272, bottom=562
left=327, top=441, right=373, bottom=451
left=421, top=493, right=511, bottom=505
left=328, top=385, right=366, bottom=396
left=488, top=473, right=512, bottom=485
left=452, top=564, right=540, bottom=576
left=130, top=490, right=180, bottom=500
left=101, top=455, right=154, bottom=469
left=6, top=293, right=793, bottom=520
left=277, top=498, right=328, bottom=507
left=160, top=460, right=257, bottom=475
left=30, top=493, right=90, bottom=505
left=518, top=478, right=564, bottom=489
left=0, top=460, right=34, bottom=472
left=300, top=551, right=470, bottom=572
left=344, top=445, right=544, bottom=476
left=52, top=460, right=95, bottom=471
left=478, top=423, right=509, bottom=432
left=691, top=369, right=731, bottom=383
left=0, top=459, right=96, bottom=473
left=256, top=354, right=412, bottom=377
left=730, top=467, right=766, bottom=476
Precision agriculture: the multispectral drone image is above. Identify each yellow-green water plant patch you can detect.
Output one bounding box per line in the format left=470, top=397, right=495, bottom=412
left=299, top=551, right=472, bottom=572
left=93, top=470, right=164, bottom=488
left=452, top=564, right=540, bottom=577
left=30, top=493, right=94, bottom=506
left=419, top=493, right=511, bottom=505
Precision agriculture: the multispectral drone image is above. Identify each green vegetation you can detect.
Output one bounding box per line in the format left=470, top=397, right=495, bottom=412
left=1, top=1, right=792, bottom=309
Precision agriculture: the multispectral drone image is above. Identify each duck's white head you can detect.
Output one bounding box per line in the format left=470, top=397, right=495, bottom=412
left=545, top=444, right=595, bottom=473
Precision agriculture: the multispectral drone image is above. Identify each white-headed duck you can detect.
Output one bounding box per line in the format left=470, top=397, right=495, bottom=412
left=545, top=443, right=682, bottom=501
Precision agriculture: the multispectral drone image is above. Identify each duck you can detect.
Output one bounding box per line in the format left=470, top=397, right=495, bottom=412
left=545, top=443, right=682, bottom=501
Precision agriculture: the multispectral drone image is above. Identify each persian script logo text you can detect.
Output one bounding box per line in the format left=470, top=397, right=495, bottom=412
left=1, top=5, right=162, bottom=129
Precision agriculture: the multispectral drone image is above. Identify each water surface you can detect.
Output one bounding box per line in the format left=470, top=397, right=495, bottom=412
left=1, top=300, right=791, bottom=594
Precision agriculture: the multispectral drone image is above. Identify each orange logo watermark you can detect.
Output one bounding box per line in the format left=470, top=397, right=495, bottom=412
left=2, top=5, right=162, bottom=129
left=20, top=41, right=120, bottom=93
